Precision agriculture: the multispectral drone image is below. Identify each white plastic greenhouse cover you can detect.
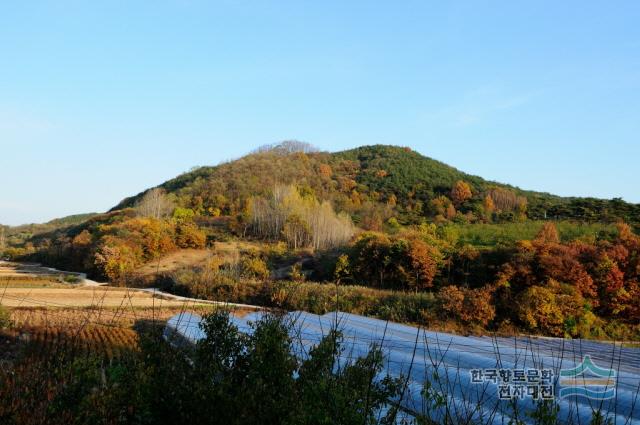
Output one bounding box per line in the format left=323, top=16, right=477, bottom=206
left=164, top=311, right=640, bottom=425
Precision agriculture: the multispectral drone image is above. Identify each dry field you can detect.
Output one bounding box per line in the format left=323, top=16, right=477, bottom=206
left=1, top=260, right=258, bottom=330
left=2, top=325, right=139, bottom=358
left=0, top=260, right=216, bottom=309
left=8, top=305, right=255, bottom=328
left=0, top=286, right=210, bottom=308
left=133, top=242, right=264, bottom=277
left=134, top=248, right=213, bottom=275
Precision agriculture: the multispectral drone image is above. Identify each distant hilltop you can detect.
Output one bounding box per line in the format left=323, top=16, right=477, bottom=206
left=112, top=142, right=639, bottom=226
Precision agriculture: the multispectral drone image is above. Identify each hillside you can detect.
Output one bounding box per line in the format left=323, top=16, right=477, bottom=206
left=2, top=213, right=98, bottom=235
left=112, top=144, right=639, bottom=227
left=3, top=143, right=639, bottom=341
left=1, top=213, right=98, bottom=254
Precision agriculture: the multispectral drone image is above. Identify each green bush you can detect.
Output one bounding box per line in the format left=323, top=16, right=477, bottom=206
left=0, top=305, right=11, bottom=329
left=62, top=274, right=81, bottom=284
left=0, top=311, right=403, bottom=425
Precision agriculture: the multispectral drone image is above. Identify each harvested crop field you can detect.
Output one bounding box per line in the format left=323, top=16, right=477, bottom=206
left=0, top=261, right=261, bottom=331
left=7, top=305, right=256, bottom=328
left=0, top=287, right=210, bottom=308
left=5, top=326, right=139, bottom=359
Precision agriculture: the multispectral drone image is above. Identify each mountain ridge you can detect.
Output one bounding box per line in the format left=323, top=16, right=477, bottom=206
left=110, top=144, right=637, bottom=226
left=113, top=144, right=558, bottom=211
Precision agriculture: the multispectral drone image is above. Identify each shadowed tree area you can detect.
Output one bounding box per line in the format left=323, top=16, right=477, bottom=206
left=0, top=311, right=404, bottom=425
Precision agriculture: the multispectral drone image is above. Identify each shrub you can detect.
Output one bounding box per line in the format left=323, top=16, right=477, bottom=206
left=437, top=285, right=465, bottom=319
left=62, top=274, right=81, bottom=284
left=175, top=223, right=207, bottom=249
left=290, top=263, right=305, bottom=282
left=0, top=310, right=405, bottom=424
left=240, top=256, right=270, bottom=280
left=0, top=305, right=10, bottom=329
left=437, top=285, right=496, bottom=327
left=459, top=286, right=496, bottom=327
left=516, top=285, right=565, bottom=336
left=153, top=311, right=402, bottom=424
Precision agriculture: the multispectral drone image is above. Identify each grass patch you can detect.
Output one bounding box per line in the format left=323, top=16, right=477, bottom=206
left=449, top=220, right=616, bottom=248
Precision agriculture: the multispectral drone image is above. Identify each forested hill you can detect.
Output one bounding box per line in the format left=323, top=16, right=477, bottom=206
left=112, top=143, right=639, bottom=227
left=1, top=213, right=98, bottom=248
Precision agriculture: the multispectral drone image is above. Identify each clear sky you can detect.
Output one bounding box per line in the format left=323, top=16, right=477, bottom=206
left=1, top=1, right=639, bottom=225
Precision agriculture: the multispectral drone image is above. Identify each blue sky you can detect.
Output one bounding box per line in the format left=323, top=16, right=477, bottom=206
left=1, top=1, right=639, bottom=225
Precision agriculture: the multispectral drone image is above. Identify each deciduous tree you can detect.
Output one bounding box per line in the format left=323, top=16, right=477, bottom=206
left=450, top=180, right=472, bottom=206
left=406, top=239, right=440, bottom=290
left=535, top=222, right=560, bottom=244
left=136, top=188, right=174, bottom=219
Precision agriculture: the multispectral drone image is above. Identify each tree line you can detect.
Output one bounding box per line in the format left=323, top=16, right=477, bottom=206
left=249, top=184, right=354, bottom=250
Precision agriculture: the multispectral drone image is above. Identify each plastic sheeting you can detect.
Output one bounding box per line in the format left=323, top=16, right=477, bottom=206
left=164, top=310, right=640, bottom=424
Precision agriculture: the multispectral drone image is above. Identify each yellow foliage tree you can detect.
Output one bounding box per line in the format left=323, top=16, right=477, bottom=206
left=450, top=181, right=472, bottom=206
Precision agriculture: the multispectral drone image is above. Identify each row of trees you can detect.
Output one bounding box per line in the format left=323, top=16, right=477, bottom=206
left=426, top=182, right=529, bottom=225
left=491, top=222, right=640, bottom=336
left=135, top=188, right=174, bottom=219
left=327, top=221, right=638, bottom=338
left=346, top=232, right=443, bottom=291
left=250, top=185, right=354, bottom=250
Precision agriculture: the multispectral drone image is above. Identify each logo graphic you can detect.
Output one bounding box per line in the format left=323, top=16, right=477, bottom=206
left=559, top=355, right=617, bottom=400
left=468, top=368, right=554, bottom=400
